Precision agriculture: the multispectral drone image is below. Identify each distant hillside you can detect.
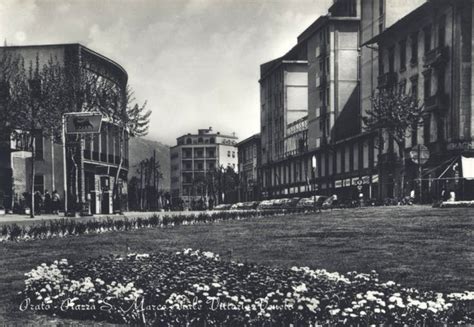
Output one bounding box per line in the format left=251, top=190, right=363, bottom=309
left=128, top=137, right=170, bottom=190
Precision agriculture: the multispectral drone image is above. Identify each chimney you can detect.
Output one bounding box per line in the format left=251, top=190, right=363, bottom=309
left=209, top=126, right=212, bottom=131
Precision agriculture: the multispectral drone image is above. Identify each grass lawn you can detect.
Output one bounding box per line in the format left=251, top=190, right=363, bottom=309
left=0, top=205, right=472, bottom=324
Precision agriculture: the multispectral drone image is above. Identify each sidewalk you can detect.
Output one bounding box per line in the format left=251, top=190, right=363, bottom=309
left=0, top=210, right=211, bottom=225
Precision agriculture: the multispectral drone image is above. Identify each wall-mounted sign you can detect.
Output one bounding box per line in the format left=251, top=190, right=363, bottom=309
left=372, top=174, right=379, bottom=183
left=65, top=113, right=102, bottom=134
left=335, top=180, right=343, bottom=188
left=447, top=142, right=474, bottom=151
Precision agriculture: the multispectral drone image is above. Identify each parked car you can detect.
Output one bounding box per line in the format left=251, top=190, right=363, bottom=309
left=230, top=202, right=243, bottom=210
left=279, top=197, right=301, bottom=209
left=296, top=196, right=328, bottom=210
left=256, top=200, right=275, bottom=210
left=213, top=204, right=233, bottom=210
left=239, top=201, right=260, bottom=210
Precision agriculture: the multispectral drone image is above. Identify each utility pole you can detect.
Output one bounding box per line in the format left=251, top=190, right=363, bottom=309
left=153, top=150, right=157, bottom=209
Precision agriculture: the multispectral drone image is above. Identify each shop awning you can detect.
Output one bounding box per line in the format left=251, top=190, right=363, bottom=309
left=461, top=156, right=474, bottom=180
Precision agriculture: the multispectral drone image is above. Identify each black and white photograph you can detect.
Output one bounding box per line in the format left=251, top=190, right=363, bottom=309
left=0, top=0, right=473, bottom=325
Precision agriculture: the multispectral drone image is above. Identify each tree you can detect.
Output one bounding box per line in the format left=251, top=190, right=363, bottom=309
left=135, top=154, right=162, bottom=211
left=363, top=89, right=424, bottom=198
left=62, top=67, right=150, bottom=213
left=1, top=49, right=150, bottom=215
left=205, top=165, right=239, bottom=204
left=0, top=53, right=66, bottom=217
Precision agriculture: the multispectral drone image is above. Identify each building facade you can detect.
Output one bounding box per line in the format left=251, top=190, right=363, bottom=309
left=0, top=44, right=129, bottom=214
left=259, top=0, right=380, bottom=200
left=259, top=39, right=309, bottom=198
left=364, top=0, right=474, bottom=201
left=170, top=128, right=238, bottom=206
left=237, top=134, right=261, bottom=202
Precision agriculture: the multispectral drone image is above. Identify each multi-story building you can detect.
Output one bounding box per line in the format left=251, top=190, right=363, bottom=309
left=170, top=128, right=238, bottom=206
left=236, top=133, right=261, bottom=202
left=0, top=43, right=129, bottom=214
left=259, top=0, right=378, bottom=200
left=363, top=0, right=474, bottom=201
left=360, top=0, right=426, bottom=123
left=259, top=37, right=309, bottom=198
left=298, top=0, right=381, bottom=200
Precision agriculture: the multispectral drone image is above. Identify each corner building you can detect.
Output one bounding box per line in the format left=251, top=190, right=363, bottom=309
left=0, top=44, right=129, bottom=214
left=170, top=128, right=238, bottom=206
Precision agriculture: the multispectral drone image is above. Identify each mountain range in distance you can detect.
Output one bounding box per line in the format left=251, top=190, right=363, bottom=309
left=128, top=137, right=170, bottom=190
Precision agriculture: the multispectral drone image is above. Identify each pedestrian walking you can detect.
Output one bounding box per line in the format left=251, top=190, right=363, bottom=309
left=52, top=190, right=61, bottom=214
left=44, top=190, right=52, bottom=214
left=34, top=191, right=43, bottom=215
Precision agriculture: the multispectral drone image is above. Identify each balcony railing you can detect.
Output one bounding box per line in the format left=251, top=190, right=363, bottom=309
left=425, top=92, right=449, bottom=113
left=423, top=46, right=449, bottom=68
left=377, top=72, right=398, bottom=88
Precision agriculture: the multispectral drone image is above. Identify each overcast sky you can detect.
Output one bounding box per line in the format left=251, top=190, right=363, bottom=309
left=1, top=0, right=332, bottom=145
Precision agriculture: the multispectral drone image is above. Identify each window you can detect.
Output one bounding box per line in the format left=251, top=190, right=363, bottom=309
left=438, top=15, right=446, bottom=47
left=34, top=174, right=44, bottom=193
left=410, top=32, right=418, bottom=64
left=438, top=68, right=445, bottom=94
left=379, top=0, right=384, bottom=17
left=186, top=138, right=192, bottom=144
left=437, top=115, right=444, bottom=141
left=100, top=125, right=107, bottom=161
left=353, top=143, right=359, bottom=171
left=227, top=151, right=231, bottom=157
left=388, top=46, right=395, bottom=72
left=232, top=151, right=235, bottom=158
left=34, top=130, right=43, bottom=160
left=411, top=122, right=418, bottom=147
left=315, top=107, right=320, bottom=118
left=424, top=25, right=432, bottom=53
left=378, top=50, right=384, bottom=75
left=197, top=162, right=203, bottom=170
left=399, top=39, right=406, bottom=70
left=315, top=137, right=321, bottom=148
left=411, top=76, right=418, bottom=98
left=326, top=57, right=330, bottom=74
left=198, top=137, right=203, bottom=143
left=423, top=115, right=431, bottom=144
left=209, top=137, right=215, bottom=144
left=326, top=87, right=330, bottom=106
left=423, top=70, right=432, bottom=98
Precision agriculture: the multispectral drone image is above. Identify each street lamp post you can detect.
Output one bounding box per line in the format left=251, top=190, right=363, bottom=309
left=312, top=155, right=317, bottom=212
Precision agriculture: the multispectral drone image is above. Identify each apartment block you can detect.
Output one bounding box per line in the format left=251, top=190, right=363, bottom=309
left=170, top=128, right=238, bottom=205
left=364, top=0, right=474, bottom=200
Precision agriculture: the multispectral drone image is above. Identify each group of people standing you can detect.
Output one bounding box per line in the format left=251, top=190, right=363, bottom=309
left=33, top=190, right=61, bottom=214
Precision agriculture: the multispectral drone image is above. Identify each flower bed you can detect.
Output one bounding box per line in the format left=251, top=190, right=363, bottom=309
left=1, top=209, right=309, bottom=243
left=21, top=249, right=473, bottom=326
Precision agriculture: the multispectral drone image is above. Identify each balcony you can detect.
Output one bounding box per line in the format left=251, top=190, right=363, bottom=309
left=377, top=72, right=398, bottom=88
left=423, top=46, right=449, bottom=68
left=425, top=92, right=449, bottom=113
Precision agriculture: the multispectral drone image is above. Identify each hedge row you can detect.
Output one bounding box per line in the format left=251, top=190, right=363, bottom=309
left=0, top=209, right=313, bottom=242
